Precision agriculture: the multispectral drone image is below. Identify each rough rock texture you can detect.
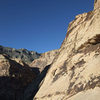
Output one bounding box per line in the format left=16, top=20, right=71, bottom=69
left=30, top=50, right=59, bottom=72
left=68, top=87, right=100, bottom=100
left=0, top=45, right=40, bottom=64
left=0, top=54, right=37, bottom=100
left=94, top=0, right=100, bottom=9
left=0, top=47, right=58, bottom=100
left=34, top=1, right=100, bottom=100
left=24, top=50, right=59, bottom=100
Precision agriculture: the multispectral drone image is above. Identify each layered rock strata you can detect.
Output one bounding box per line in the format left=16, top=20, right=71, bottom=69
left=34, top=0, right=100, bottom=100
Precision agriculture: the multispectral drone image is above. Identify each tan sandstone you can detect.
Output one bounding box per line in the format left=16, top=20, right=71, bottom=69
left=34, top=0, right=100, bottom=100
left=30, top=50, right=59, bottom=72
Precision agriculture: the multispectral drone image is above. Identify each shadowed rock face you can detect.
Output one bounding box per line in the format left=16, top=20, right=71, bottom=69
left=0, top=47, right=59, bottom=100
left=0, top=49, right=59, bottom=100
left=0, top=54, right=39, bottom=100
left=34, top=0, right=100, bottom=100
left=0, top=45, right=41, bottom=64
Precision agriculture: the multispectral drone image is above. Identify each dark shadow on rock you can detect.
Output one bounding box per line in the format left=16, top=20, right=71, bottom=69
left=0, top=76, right=24, bottom=100
left=0, top=55, right=40, bottom=100
left=24, top=64, right=51, bottom=100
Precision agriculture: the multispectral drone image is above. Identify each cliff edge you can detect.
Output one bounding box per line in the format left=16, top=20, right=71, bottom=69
left=34, top=0, right=100, bottom=100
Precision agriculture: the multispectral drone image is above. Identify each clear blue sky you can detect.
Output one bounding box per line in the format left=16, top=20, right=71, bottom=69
left=0, top=0, right=94, bottom=53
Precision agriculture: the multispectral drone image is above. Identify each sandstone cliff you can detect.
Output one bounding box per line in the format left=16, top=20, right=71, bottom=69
left=34, top=0, right=100, bottom=100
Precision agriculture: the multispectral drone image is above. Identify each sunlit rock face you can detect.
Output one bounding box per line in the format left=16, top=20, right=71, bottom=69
left=34, top=0, right=100, bottom=100
left=94, top=0, right=100, bottom=9
left=30, top=50, right=59, bottom=72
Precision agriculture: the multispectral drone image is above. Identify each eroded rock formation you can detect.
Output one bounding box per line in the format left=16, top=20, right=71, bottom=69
left=0, top=54, right=38, bottom=100
left=0, top=0, right=100, bottom=100
left=34, top=0, right=100, bottom=100
left=30, top=50, right=59, bottom=72
left=24, top=50, right=59, bottom=100
left=0, top=47, right=59, bottom=100
left=0, top=45, right=40, bottom=64
left=94, top=0, right=100, bottom=9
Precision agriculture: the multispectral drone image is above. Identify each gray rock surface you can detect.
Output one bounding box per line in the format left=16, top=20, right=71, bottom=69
left=0, top=45, right=41, bottom=64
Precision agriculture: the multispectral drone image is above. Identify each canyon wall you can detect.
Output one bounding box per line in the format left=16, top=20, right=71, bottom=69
left=34, top=0, right=100, bottom=100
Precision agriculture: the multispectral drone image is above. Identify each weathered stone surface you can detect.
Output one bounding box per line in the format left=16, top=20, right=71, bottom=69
left=34, top=1, right=100, bottom=100
left=94, top=0, right=100, bottom=9
left=0, top=45, right=41, bottom=64
left=1, top=1, right=100, bottom=100
left=0, top=54, right=37, bottom=100
left=24, top=50, right=59, bottom=100
left=0, top=47, right=58, bottom=100
left=67, top=87, right=100, bottom=100
left=30, top=50, right=59, bottom=72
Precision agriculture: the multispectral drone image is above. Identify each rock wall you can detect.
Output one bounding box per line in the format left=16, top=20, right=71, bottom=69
left=34, top=1, right=100, bottom=100
left=94, top=0, right=100, bottom=9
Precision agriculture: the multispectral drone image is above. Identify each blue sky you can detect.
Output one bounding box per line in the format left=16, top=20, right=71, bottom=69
left=0, top=0, right=94, bottom=53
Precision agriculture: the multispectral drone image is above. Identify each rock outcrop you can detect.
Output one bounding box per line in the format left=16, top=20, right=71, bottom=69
left=24, top=50, right=59, bottom=100
left=34, top=0, right=100, bottom=100
left=94, top=0, right=100, bottom=9
left=0, top=46, right=59, bottom=100
left=30, top=50, right=59, bottom=72
left=0, top=45, right=40, bottom=64
left=0, top=54, right=38, bottom=100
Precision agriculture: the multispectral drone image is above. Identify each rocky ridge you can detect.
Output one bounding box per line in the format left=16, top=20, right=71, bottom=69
left=34, top=0, right=100, bottom=100
left=0, top=47, right=59, bottom=100
left=0, top=45, right=40, bottom=64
